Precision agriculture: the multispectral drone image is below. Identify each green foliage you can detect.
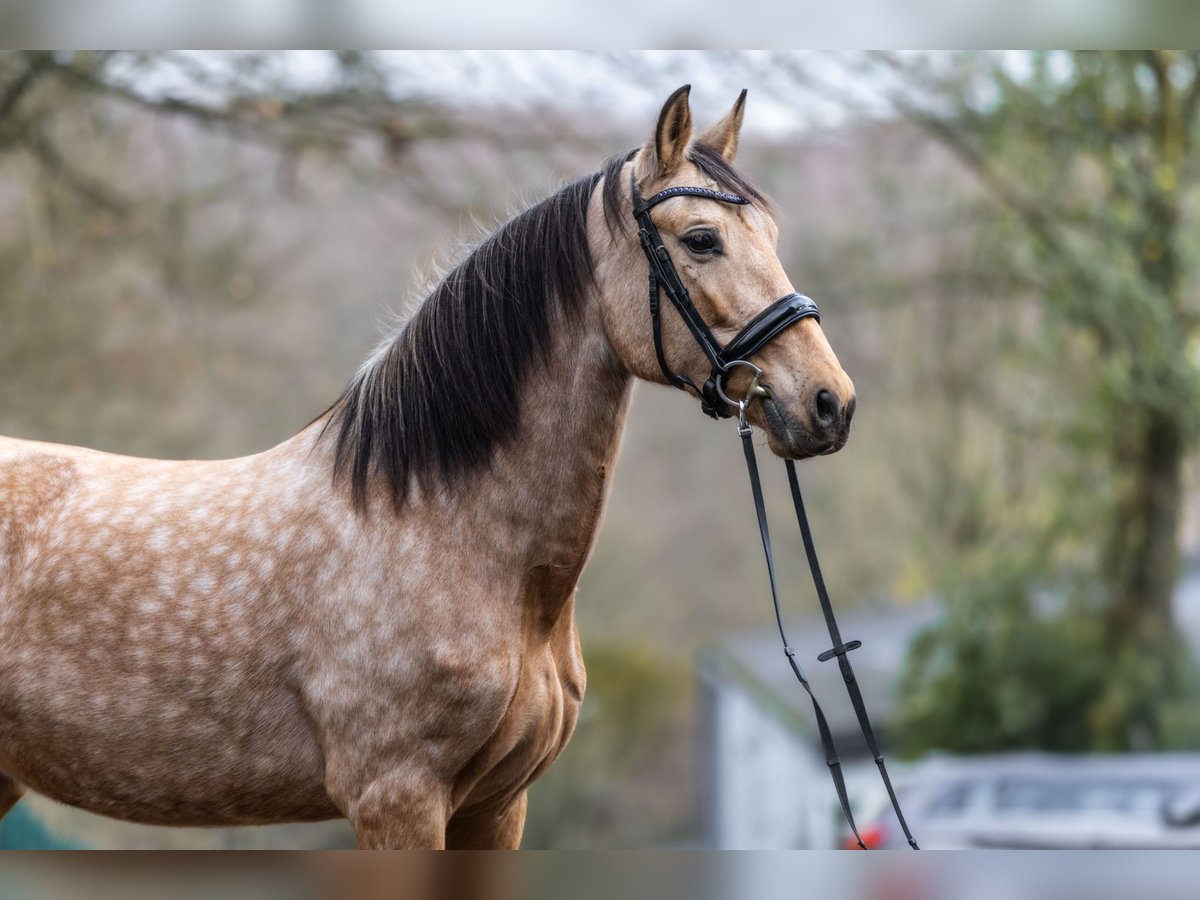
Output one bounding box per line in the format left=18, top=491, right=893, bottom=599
left=890, top=52, right=1200, bottom=754
left=898, top=563, right=1200, bottom=755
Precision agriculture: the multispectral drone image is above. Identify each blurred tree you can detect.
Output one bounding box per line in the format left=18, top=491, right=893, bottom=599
left=0, top=51, right=431, bottom=184
left=0, top=51, right=461, bottom=455
left=871, top=51, right=1200, bottom=752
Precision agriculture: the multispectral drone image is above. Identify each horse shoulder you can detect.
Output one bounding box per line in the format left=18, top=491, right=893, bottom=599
left=445, top=571, right=585, bottom=813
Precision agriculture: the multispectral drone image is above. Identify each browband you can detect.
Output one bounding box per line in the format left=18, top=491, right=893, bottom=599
left=634, top=184, right=750, bottom=213
left=631, top=171, right=820, bottom=418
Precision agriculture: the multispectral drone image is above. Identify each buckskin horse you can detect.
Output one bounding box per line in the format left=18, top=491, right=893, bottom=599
left=0, top=87, right=855, bottom=849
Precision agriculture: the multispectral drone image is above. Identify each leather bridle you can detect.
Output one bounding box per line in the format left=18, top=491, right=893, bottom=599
left=632, top=170, right=821, bottom=419
left=632, top=170, right=919, bottom=850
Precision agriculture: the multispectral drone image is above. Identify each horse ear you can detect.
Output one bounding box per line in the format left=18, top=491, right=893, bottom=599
left=697, top=89, right=747, bottom=163
left=645, top=85, right=693, bottom=178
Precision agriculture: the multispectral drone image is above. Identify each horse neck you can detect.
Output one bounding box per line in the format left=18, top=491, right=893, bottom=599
left=290, top=196, right=637, bottom=598
left=466, top=300, right=633, bottom=573
left=290, top=291, right=634, bottom=576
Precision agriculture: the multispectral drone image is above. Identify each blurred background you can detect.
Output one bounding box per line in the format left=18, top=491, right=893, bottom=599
left=4, top=50, right=1200, bottom=849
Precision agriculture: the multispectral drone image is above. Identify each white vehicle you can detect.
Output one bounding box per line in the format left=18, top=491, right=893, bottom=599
left=843, top=753, right=1200, bottom=849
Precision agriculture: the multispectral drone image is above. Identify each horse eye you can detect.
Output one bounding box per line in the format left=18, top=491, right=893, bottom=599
left=682, top=231, right=719, bottom=254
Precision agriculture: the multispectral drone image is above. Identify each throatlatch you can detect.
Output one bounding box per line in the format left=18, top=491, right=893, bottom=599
left=631, top=169, right=919, bottom=850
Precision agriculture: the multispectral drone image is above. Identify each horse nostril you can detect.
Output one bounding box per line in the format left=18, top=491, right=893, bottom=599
left=844, top=396, right=857, bottom=428
left=814, top=388, right=839, bottom=430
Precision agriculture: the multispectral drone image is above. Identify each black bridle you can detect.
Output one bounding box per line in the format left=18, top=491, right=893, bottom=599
left=632, top=173, right=919, bottom=850
left=632, top=172, right=822, bottom=419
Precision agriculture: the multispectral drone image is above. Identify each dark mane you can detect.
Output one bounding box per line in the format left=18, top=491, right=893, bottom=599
left=327, top=143, right=767, bottom=510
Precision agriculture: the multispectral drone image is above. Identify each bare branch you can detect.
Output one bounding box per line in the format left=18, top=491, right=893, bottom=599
left=28, top=129, right=130, bottom=214
left=46, top=57, right=254, bottom=135
left=0, top=51, right=53, bottom=123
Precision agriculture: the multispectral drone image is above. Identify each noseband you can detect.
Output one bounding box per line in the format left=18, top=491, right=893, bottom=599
left=631, top=171, right=919, bottom=850
left=631, top=171, right=820, bottom=419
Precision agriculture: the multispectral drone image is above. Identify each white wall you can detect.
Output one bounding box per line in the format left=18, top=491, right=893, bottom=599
left=709, top=683, right=836, bottom=849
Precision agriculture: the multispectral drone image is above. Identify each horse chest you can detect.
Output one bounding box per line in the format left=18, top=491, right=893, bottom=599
left=449, top=588, right=585, bottom=815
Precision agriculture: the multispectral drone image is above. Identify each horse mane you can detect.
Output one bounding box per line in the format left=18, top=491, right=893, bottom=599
left=326, top=143, right=767, bottom=510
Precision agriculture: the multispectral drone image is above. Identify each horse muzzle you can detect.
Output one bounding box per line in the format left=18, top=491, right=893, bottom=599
left=759, top=387, right=855, bottom=459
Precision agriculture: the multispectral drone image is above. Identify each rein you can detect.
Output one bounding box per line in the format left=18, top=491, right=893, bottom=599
left=632, top=172, right=919, bottom=850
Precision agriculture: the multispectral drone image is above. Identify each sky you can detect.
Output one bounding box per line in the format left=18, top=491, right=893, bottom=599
left=108, top=51, right=891, bottom=138
left=380, top=51, right=867, bottom=136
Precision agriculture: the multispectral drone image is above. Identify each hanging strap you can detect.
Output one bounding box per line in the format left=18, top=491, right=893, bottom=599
left=737, top=418, right=919, bottom=850
left=784, top=459, right=919, bottom=850
left=737, top=422, right=866, bottom=850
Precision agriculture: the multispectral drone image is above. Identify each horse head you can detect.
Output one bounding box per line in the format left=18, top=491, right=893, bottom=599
left=598, top=85, right=857, bottom=458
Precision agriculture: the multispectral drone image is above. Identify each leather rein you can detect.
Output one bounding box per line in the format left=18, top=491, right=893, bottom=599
left=632, top=171, right=919, bottom=850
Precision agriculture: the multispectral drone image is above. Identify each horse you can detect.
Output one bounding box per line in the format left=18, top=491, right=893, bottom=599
left=0, top=86, right=855, bottom=849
